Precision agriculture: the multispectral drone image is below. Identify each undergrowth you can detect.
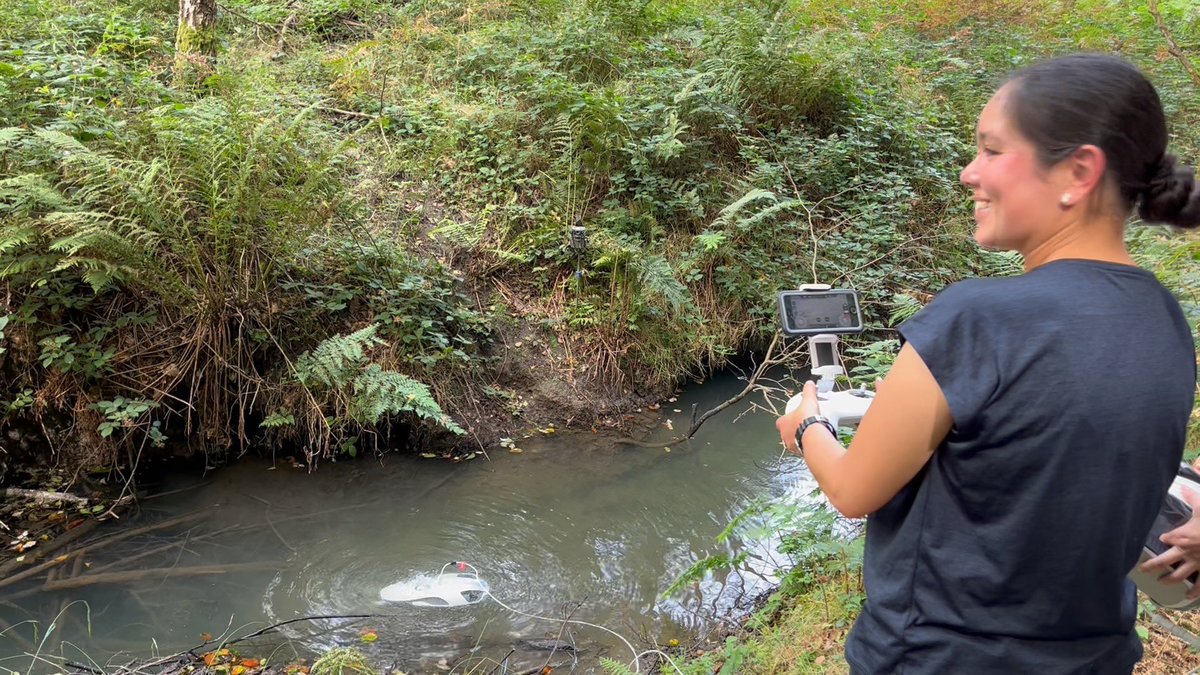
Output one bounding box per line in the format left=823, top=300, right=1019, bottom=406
left=1, top=0, right=1198, bottom=473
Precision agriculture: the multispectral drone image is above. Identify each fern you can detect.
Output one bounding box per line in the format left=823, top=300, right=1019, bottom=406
left=0, top=225, right=39, bottom=256
left=295, top=326, right=464, bottom=435
left=0, top=126, right=25, bottom=148
left=428, top=215, right=487, bottom=247
left=295, top=325, right=384, bottom=388
left=0, top=174, right=69, bottom=215
left=351, top=365, right=464, bottom=434
left=711, top=187, right=777, bottom=229
left=889, top=293, right=923, bottom=326
left=731, top=197, right=805, bottom=231
left=630, top=253, right=690, bottom=312
left=598, top=658, right=637, bottom=675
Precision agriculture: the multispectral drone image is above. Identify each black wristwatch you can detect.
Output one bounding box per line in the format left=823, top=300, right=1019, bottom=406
left=796, top=415, right=837, bottom=456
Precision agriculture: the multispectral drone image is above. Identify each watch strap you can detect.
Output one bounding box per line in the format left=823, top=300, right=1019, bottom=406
left=796, top=415, right=837, bottom=455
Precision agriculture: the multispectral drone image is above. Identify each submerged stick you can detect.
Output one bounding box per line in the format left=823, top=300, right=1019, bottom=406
left=0, top=510, right=209, bottom=590
left=42, top=562, right=281, bottom=591
left=83, top=523, right=243, bottom=576
left=0, top=519, right=99, bottom=580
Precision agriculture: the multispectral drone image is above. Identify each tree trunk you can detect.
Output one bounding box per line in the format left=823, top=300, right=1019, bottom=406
left=174, top=0, right=218, bottom=87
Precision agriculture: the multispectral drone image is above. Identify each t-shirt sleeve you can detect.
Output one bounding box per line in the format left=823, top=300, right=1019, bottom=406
left=897, top=281, right=1001, bottom=435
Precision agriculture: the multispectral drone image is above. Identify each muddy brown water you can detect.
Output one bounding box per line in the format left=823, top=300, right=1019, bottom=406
left=0, top=373, right=820, bottom=674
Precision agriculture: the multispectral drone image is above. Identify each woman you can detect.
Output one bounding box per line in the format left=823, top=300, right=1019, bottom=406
left=776, top=53, right=1200, bottom=673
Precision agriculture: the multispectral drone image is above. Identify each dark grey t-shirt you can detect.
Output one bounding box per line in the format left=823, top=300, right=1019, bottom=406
left=845, top=260, right=1196, bottom=674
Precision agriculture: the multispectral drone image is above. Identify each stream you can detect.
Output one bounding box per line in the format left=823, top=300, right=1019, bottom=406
left=0, top=371, right=823, bottom=674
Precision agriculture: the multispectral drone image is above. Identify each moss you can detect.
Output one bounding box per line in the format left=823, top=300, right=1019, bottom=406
left=172, top=22, right=217, bottom=87
left=174, top=21, right=218, bottom=57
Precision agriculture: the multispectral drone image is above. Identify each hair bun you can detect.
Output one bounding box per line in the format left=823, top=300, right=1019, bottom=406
left=1139, top=154, right=1200, bottom=228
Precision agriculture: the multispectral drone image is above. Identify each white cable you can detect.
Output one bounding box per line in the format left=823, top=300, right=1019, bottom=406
left=484, top=591, right=645, bottom=673
left=406, top=563, right=686, bottom=675
left=634, top=649, right=685, bottom=675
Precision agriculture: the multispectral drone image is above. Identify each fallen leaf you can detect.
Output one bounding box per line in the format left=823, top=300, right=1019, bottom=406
left=360, top=630, right=378, bottom=643
left=508, top=447, right=523, bottom=454
left=201, top=633, right=213, bottom=642
left=203, top=653, right=218, bottom=667
left=241, top=658, right=260, bottom=668
left=231, top=666, right=247, bottom=675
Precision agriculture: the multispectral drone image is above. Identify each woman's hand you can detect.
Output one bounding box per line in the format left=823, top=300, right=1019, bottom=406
left=775, top=380, right=822, bottom=456
left=1141, top=485, right=1200, bottom=599
left=775, top=379, right=882, bottom=456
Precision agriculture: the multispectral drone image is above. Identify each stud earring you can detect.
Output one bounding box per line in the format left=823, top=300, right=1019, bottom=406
left=1060, top=194, right=1071, bottom=206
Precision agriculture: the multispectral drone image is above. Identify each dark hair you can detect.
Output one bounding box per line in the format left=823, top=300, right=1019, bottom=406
left=1004, top=53, right=1200, bottom=228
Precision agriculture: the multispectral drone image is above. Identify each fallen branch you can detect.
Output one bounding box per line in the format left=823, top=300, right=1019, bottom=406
left=42, top=562, right=281, bottom=591
left=216, top=2, right=281, bottom=36
left=276, top=11, right=298, bottom=52
left=1148, top=0, right=1200, bottom=89
left=0, top=519, right=99, bottom=581
left=3, top=488, right=89, bottom=506
left=83, top=522, right=244, bottom=576
left=0, top=510, right=209, bottom=590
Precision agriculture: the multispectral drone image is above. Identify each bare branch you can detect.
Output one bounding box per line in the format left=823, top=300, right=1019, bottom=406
left=616, top=331, right=806, bottom=448
left=1148, top=0, right=1200, bottom=89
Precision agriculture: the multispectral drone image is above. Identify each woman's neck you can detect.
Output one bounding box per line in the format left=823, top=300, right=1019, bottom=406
left=1021, top=215, right=1135, bottom=272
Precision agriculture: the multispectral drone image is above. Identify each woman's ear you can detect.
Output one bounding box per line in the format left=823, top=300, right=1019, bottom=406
left=1065, top=144, right=1108, bottom=200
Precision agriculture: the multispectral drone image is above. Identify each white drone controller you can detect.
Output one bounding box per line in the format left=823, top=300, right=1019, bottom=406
left=778, top=284, right=874, bottom=429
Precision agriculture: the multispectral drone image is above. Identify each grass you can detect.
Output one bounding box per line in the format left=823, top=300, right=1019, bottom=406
left=680, top=566, right=1200, bottom=674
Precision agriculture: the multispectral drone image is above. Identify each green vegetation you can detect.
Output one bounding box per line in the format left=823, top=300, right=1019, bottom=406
left=311, top=647, right=376, bottom=675
left=1, top=0, right=1199, bottom=670
left=2, top=0, right=1196, bottom=474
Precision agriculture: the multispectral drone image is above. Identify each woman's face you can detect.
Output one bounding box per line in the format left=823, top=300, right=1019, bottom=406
left=960, top=85, right=1067, bottom=252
